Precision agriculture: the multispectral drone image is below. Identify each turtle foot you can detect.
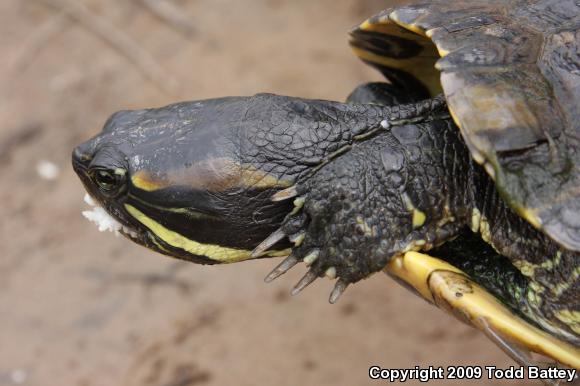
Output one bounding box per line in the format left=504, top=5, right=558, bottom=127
left=253, top=179, right=391, bottom=303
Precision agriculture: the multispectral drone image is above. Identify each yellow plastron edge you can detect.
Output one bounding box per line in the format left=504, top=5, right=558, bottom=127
left=385, top=252, right=580, bottom=369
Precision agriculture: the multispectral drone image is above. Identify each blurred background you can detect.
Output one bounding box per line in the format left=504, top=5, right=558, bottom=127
left=1, top=1, right=525, bottom=385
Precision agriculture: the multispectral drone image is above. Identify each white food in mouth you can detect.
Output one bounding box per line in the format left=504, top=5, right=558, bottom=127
left=82, top=193, right=138, bottom=238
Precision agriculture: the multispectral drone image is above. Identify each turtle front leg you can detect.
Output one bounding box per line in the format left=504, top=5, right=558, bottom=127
left=261, top=147, right=402, bottom=302
left=254, top=117, right=473, bottom=302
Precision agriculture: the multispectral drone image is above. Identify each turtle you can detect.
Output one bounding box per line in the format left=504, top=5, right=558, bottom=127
left=72, top=0, right=580, bottom=372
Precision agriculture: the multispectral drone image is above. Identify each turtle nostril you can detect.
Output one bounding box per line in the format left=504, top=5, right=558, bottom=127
left=72, top=146, right=92, bottom=168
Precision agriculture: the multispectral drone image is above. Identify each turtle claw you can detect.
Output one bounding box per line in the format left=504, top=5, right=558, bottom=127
left=329, top=279, right=349, bottom=304
left=264, top=255, right=299, bottom=283
left=291, top=269, right=319, bottom=296
left=303, top=250, right=319, bottom=266
left=266, top=183, right=355, bottom=304
left=252, top=227, right=287, bottom=257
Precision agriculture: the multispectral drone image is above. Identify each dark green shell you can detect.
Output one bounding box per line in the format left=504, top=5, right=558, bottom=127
left=350, top=0, right=580, bottom=252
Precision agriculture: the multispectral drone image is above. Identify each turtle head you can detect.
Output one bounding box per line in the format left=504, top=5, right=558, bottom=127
left=72, top=94, right=377, bottom=264
left=71, top=95, right=309, bottom=264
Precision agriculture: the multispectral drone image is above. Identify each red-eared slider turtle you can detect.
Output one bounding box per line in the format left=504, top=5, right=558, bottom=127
left=72, top=0, right=580, bottom=372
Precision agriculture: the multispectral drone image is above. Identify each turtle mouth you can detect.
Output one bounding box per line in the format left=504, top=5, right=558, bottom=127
left=81, top=193, right=143, bottom=242
left=74, top=161, right=151, bottom=244
left=80, top=193, right=184, bottom=259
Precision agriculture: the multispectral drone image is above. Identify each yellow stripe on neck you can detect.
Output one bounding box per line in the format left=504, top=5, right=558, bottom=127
left=125, top=204, right=288, bottom=263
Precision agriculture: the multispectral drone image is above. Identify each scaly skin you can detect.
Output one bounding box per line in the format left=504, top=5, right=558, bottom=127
left=469, top=166, right=580, bottom=345
left=72, top=93, right=578, bottom=345
left=270, top=98, right=578, bottom=344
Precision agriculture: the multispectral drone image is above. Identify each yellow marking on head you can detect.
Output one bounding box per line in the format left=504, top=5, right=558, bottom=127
left=132, top=170, right=168, bottom=191
left=239, top=167, right=293, bottom=189
left=151, top=237, right=171, bottom=254
left=131, top=159, right=291, bottom=193
left=385, top=252, right=580, bottom=369
left=124, top=204, right=288, bottom=263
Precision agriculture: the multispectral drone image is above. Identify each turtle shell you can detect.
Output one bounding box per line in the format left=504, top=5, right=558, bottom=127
left=350, top=0, right=580, bottom=252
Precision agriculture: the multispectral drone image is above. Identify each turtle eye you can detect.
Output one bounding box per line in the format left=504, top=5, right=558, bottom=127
left=92, top=168, right=125, bottom=195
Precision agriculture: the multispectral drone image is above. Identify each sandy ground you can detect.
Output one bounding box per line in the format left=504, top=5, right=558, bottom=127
left=0, top=1, right=530, bottom=385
